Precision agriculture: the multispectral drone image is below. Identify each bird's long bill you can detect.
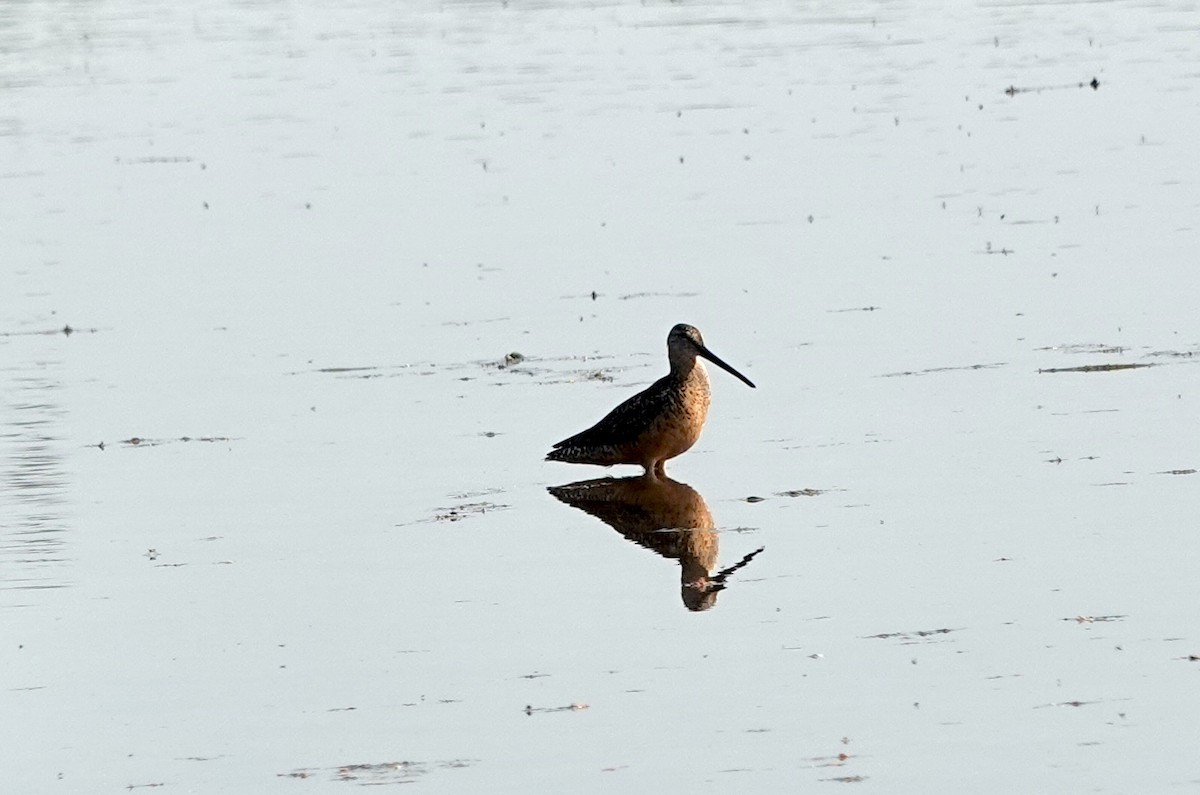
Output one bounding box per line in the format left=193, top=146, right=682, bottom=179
left=697, top=344, right=756, bottom=388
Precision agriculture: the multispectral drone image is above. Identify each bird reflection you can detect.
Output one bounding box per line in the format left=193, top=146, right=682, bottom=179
left=547, top=474, right=764, bottom=612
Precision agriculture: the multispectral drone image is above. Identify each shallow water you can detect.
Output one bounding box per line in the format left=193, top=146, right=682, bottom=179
left=3, top=0, right=1200, bottom=791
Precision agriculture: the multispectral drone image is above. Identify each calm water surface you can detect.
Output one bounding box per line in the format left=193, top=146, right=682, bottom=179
left=3, top=0, right=1199, bottom=791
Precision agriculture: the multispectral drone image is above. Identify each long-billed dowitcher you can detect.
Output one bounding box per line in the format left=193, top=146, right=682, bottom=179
left=546, top=324, right=755, bottom=475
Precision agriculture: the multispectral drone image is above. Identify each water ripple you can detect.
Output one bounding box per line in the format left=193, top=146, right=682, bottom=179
left=1, top=361, right=70, bottom=592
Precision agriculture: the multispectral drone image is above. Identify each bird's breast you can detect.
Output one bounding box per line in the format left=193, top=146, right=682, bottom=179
left=640, top=370, right=710, bottom=460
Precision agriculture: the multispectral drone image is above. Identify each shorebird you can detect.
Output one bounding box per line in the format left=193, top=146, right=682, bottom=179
left=546, top=324, right=755, bottom=475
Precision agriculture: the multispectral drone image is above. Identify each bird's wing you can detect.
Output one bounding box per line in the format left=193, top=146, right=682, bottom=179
left=552, top=377, right=672, bottom=450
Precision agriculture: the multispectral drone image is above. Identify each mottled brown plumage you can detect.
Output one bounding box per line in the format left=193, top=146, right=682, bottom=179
left=546, top=324, right=755, bottom=475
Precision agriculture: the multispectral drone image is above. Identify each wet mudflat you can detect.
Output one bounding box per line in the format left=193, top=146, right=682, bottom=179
left=3, top=0, right=1199, bottom=791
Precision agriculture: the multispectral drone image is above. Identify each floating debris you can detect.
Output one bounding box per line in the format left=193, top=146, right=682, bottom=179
left=800, top=740, right=860, bottom=777
left=449, top=488, right=505, bottom=500
left=431, top=501, right=510, bottom=523
left=524, top=703, right=589, bottom=716
left=100, top=436, right=235, bottom=449
left=777, top=488, right=825, bottom=497
left=118, top=155, right=195, bottom=165
left=1005, top=77, right=1099, bottom=96
left=1063, top=614, right=1127, bottom=624
left=877, top=362, right=1005, bottom=378
left=280, top=758, right=474, bottom=785
left=1039, top=363, right=1153, bottom=374
left=1146, top=349, right=1198, bottom=358
left=0, top=324, right=98, bottom=337
left=617, top=291, right=698, bottom=300
left=864, top=627, right=961, bottom=642
left=1035, top=343, right=1126, bottom=354
left=438, top=315, right=511, bottom=327
left=301, top=355, right=633, bottom=387
left=1033, top=699, right=1104, bottom=709
left=314, top=365, right=379, bottom=374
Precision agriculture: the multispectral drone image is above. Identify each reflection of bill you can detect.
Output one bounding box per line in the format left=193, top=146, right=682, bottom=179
left=548, top=475, right=764, bottom=612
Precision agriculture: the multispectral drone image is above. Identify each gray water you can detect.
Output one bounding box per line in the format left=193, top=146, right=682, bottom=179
left=4, top=0, right=1199, bottom=791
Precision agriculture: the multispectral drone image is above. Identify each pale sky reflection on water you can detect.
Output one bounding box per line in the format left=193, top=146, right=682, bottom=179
left=2, top=0, right=1199, bottom=791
